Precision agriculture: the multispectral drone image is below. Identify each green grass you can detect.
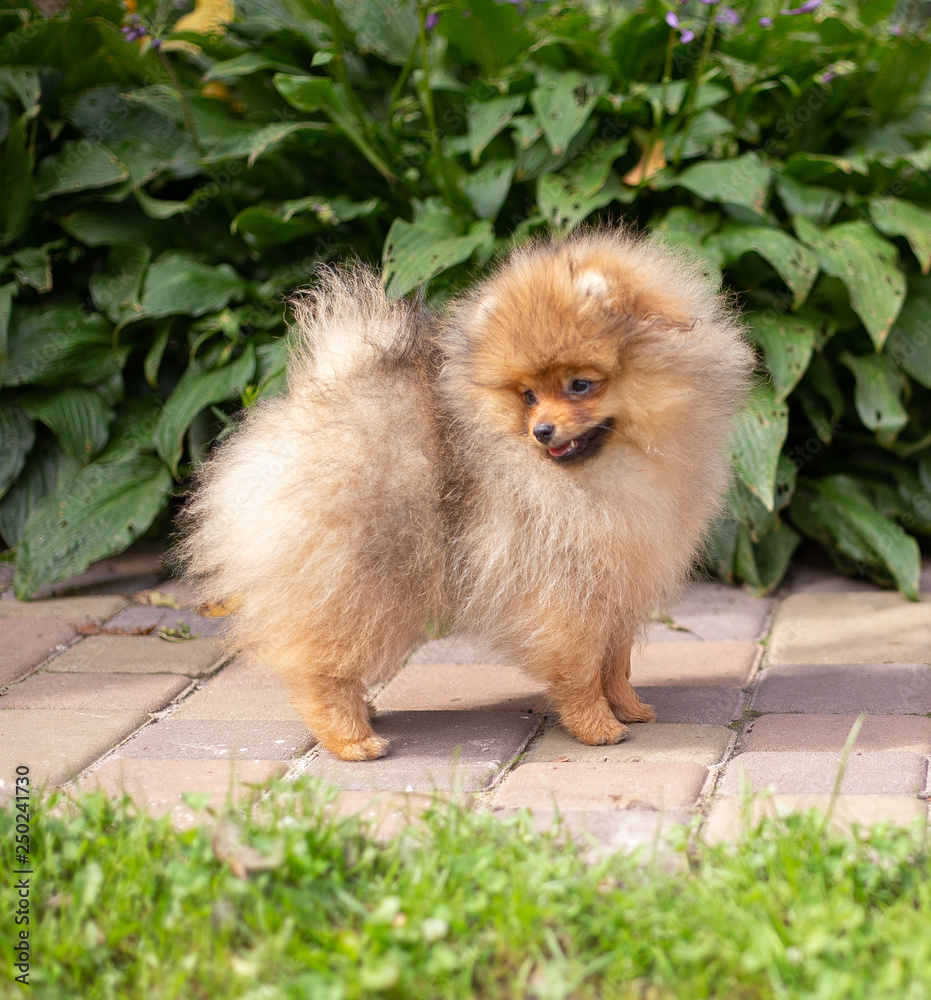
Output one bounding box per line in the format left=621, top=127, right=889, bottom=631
left=6, top=778, right=931, bottom=1000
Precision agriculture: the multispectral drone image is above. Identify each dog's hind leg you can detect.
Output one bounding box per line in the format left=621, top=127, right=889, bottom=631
left=602, top=644, right=656, bottom=724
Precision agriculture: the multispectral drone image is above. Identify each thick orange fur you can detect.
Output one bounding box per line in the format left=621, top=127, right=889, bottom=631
left=179, top=229, right=753, bottom=760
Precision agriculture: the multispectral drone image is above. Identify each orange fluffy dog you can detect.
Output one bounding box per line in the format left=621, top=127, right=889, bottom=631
left=181, top=229, right=751, bottom=761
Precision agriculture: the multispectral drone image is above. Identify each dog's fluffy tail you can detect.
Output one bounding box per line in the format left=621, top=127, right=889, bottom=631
left=289, top=265, right=420, bottom=384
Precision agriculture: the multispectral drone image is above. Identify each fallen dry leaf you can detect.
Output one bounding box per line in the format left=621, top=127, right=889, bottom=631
left=73, top=623, right=160, bottom=637
left=134, top=589, right=183, bottom=610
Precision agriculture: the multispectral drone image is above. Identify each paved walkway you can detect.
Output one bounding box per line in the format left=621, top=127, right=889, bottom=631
left=2, top=548, right=930, bottom=851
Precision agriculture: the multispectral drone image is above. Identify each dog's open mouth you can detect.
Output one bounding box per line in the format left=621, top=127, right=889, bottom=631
left=547, top=422, right=612, bottom=465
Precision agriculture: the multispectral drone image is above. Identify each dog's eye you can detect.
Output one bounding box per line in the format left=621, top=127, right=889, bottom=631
left=522, top=389, right=537, bottom=407
left=569, top=379, right=592, bottom=395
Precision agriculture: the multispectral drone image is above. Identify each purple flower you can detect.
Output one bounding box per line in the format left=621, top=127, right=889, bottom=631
left=680, top=28, right=695, bottom=42
left=665, top=11, right=680, bottom=27
left=699, top=0, right=720, bottom=4
left=717, top=6, right=740, bottom=24
left=889, top=24, right=903, bottom=35
left=121, top=23, right=148, bottom=41
left=425, top=10, right=440, bottom=30
left=783, top=0, right=821, bottom=13
left=759, top=16, right=773, bottom=26
left=151, top=35, right=162, bottom=48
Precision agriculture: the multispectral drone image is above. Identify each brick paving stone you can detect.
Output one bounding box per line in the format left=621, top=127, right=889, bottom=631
left=0, top=618, right=78, bottom=684
left=44, top=634, right=227, bottom=677
left=768, top=593, right=931, bottom=664
left=638, top=686, right=746, bottom=725
left=207, top=657, right=290, bottom=690
left=410, top=636, right=508, bottom=665
left=330, top=791, right=457, bottom=841
left=703, top=795, right=928, bottom=844
left=744, top=714, right=931, bottom=753
left=171, top=686, right=301, bottom=721
left=493, top=807, right=693, bottom=858
left=104, top=604, right=228, bottom=638
left=493, top=761, right=709, bottom=812
left=80, top=758, right=287, bottom=829
left=1, top=672, right=191, bottom=712
left=0, top=708, right=148, bottom=795
left=304, top=710, right=540, bottom=793
left=631, top=641, right=759, bottom=687
left=0, top=596, right=129, bottom=619
left=375, top=662, right=549, bottom=713
left=753, top=662, right=931, bottom=715
left=115, top=718, right=314, bottom=760
left=781, top=562, right=884, bottom=595
left=717, top=750, right=926, bottom=796
left=530, top=722, right=733, bottom=766
left=29, top=544, right=164, bottom=600
left=646, top=581, right=774, bottom=643
left=154, top=577, right=205, bottom=608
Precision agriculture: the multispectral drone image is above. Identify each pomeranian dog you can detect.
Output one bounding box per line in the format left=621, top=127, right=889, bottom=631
left=180, top=228, right=751, bottom=761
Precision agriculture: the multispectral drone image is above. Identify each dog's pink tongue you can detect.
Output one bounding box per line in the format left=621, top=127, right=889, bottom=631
left=549, top=439, right=578, bottom=458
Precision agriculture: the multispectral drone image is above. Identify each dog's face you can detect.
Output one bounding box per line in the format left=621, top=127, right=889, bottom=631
left=515, top=366, right=616, bottom=465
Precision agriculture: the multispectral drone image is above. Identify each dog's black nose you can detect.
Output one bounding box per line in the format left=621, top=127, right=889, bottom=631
left=533, top=423, right=555, bottom=443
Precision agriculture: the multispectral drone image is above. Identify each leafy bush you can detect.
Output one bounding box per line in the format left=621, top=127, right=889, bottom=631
left=1, top=0, right=929, bottom=598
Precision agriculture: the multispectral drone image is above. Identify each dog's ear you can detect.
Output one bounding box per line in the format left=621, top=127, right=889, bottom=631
left=574, top=269, right=609, bottom=299
left=474, top=295, right=498, bottom=321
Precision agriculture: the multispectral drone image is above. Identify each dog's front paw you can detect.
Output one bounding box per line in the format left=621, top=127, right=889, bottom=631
left=613, top=701, right=656, bottom=725
left=326, top=732, right=389, bottom=761
left=568, top=714, right=629, bottom=747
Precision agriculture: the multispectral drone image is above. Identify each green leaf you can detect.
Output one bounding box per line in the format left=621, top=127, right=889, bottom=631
left=202, top=121, right=328, bottom=167
left=530, top=69, right=608, bottom=157
left=144, top=324, right=170, bottom=389
left=0, top=68, right=41, bottom=118
left=745, top=312, right=818, bottom=404
left=59, top=206, right=162, bottom=248
left=731, top=382, right=788, bottom=512
left=14, top=455, right=173, bottom=599
left=0, top=438, right=80, bottom=548
left=138, top=252, right=245, bottom=321
left=709, top=226, right=818, bottom=309
left=383, top=206, right=493, bottom=299
left=794, top=217, right=906, bottom=349
left=537, top=174, right=631, bottom=231
left=869, top=197, right=931, bottom=276
left=273, top=74, right=397, bottom=182
left=0, top=115, right=35, bottom=247
left=463, top=159, right=516, bottom=221
left=12, top=245, right=53, bottom=293
left=466, top=95, right=526, bottom=164
left=774, top=174, right=842, bottom=226
left=203, top=52, right=304, bottom=81
left=0, top=280, right=14, bottom=359
left=675, top=153, right=771, bottom=214
left=839, top=351, right=908, bottom=445
left=886, top=276, right=931, bottom=389
left=97, top=397, right=162, bottom=464
left=811, top=475, right=921, bottom=599
left=133, top=187, right=194, bottom=221
left=734, top=519, right=801, bottom=594
left=34, top=142, right=130, bottom=200
left=0, top=403, right=34, bottom=501
left=155, top=346, right=257, bottom=476
left=90, top=244, right=150, bottom=324
left=334, top=0, right=418, bottom=65
left=22, top=388, right=115, bottom=464
left=0, top=308, right=124, bottom=388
